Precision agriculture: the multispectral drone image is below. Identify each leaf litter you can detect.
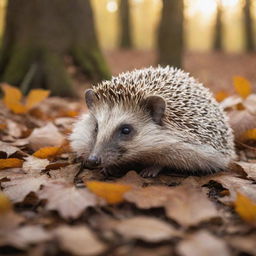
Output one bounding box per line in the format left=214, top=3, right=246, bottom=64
left=0, top=83, right=256, bottom=255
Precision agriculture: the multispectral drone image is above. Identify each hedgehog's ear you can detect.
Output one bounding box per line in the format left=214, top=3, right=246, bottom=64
left=85, top=89, right=97, bottom=109
left=144, top=95, right=166, bottom=124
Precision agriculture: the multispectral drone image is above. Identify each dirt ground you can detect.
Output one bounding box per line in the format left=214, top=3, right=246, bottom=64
left=104, top=50, right=256, bottom=93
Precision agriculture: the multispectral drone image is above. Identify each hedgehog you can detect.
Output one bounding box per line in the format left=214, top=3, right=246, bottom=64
left=70, top=66, right=235, bottom=178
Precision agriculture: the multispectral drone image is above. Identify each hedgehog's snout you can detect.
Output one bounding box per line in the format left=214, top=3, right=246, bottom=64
left=84, top=154, right=102, bottom=169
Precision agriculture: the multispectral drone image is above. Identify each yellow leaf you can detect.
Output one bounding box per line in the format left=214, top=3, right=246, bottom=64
left=25, top=89, right=50, bottom=110
left=240, top=128, right=256, bottom=141
left=215, top=91, right=229, bottom=102
left=0, top=193, right=12, bottom=214
left=1, top=84, right=27, bottom=114
left=235, top=193, right=256, bottom=223
left=33, top=146, right=60, bottom=159
left=0, top=158, right=24, bottom=169
left=86, top=181, right=132, bottom=204
left=233, top=76, right=252, bottom=99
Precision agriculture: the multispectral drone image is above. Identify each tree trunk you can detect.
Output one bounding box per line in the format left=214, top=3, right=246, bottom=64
left=157, top=0, right=183, bottom=68
left=0, top=0, right=111, bottom=97
left=243, top=0, right=254, bottom=52
left=119, top=0, right=132, bottom=48
left=213, top=1, right=223, bottom=51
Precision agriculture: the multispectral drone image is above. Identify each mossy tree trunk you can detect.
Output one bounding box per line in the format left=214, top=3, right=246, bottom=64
left=213, top=1, right=223, bottom=51
left=0, top=0, right=110, bottom=96
left=157, top=0, right=184, bottom=68
left=119, top=0, right=132, bottom=48
left=243, top=0, right=254, bottom=52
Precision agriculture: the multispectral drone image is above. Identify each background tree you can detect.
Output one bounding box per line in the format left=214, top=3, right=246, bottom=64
left=213, top=0, right=223, bottom=51
left=243, top=0, right=254, bottom=52
left=119, top=0, right=132, bottom=48
left=0, top=0, right=110, bottom=96
left=157, top=0, right=184, bottom=68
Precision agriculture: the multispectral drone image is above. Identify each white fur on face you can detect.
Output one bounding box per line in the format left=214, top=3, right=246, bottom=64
left=69, top=113, right=95, bottom=157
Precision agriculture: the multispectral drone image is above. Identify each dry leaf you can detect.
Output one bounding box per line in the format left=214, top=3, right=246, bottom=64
left=0, top=225, right=51, bottom=249
left=22, top=156, right=49, bottom=174
left=39, top=183, right=102, bottom=219
left=2, top=84, right=27, bottom=114
left=236, top=162, right=256, bottom=180
left=33, top=146, right=60, bottom=159
left=243, top=94, right=256, bottom=115
left=2, top=174, right=49, bottom=203
left=25, top=89, right=50, bottom=110
left=0, top=192, right=12, bottom=214
left=54, top=225, right=106, bottom=256
left=220, top=95, right=243, bottom=110
left=235, top=193, right=256, bottom=224
left=215, top=91, right=229, bottom=102
left=28, top=123, right=64, bottom=150
left=114, top=216, right=180, bottom=242
left=0, top=158, right=23, bottom=170
left=86, top=181, right=132, bottom=204
left=0, top=142, right=20, bottom=157
left=233, top=76, right=252, bottom=99
left=226, top=235, right=256, bottom=255
left=240, top=128, right=256, bottom=141
left=177, top=231, right=230, bottom=256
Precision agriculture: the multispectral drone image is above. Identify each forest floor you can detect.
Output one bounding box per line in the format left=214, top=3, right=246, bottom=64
left=0, top=51, right=256, bottom=256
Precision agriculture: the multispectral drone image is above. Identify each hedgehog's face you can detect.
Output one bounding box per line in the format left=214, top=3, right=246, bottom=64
left=75, top=89, right=166, bottom=171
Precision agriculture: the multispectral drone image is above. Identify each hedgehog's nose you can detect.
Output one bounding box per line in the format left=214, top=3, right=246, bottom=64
left=85, top=155, right=101, bottom=168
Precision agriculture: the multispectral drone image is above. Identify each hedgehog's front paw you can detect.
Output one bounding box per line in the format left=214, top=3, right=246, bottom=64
left=140, top=166, right=162, bottom=178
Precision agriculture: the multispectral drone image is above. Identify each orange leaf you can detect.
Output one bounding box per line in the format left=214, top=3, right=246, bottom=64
left=235, top=193, right=256, bottom=223
left=0, top=158, right=23, bottom=169
left=1, top=84, right=27, bottom=114
left=233, top=76, right=252, bottom=99
left=0, top=193, right=12, bottom=214
left=86, top=181, right=132, bottom=204
left=25, top=89, right=50, bottom=110
left=215, top=91, right=229, bottom=102
left=240, top=128, right=256, bottom=141
left=0, top=123, right=7, bottom=130
left=33, top=146, right=60, bottom=159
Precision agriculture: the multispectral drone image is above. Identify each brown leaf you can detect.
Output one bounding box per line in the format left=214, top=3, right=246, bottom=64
left=22, top=156, right=49, bottom=174
left=28, top=123, right=64, bottom=151
left=114, top=216, right=180, bottom=242
left=236, top=162, right=256, bottom=180
left=226, top=235, right=256, bottom=255
left=177, top=231, right=230, bottom=256
left=2, top=174, right=49, bottom=203
left=0, top=142, right=20, bottom=157
left=39, top=183, right=102, bottom=219
left=243, top=94, right=256, bottom=115
left=0, top=225, right=51, bottom=249
left=54, top=225, right=106, bottom=256
left=126, top=182, right=218, bottom=226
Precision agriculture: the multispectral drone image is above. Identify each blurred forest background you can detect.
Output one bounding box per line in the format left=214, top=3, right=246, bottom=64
left=0, top=0, right=255, bottom=96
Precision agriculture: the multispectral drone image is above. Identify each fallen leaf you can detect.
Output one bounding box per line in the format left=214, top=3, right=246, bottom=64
left=33, top=146, right=60, bottom=159
left=226, top=235, right=256, bottom=255
left=177, top=231, right=230, bottom=256
left=215, top=91, right=229, bottom=102
left=243, top=94, right=256, bottom=115
left=240, top=128, right=256, bottom=141
left=235, top=193, right=256, bottom=224
left=22, top=156, right=49, bottom=174
left=0, top=142, right=20, bottom=157
left=28, top=122, right=64, bottom=150
left=236, top=162, right=256, bottom=180
left=25, top=89, right=50, bottom=110
left=2, top=174, right=49, bottom=203
left=54, top=225, right=106, bottom=256
left=2, top=84, right=27, bottom=114
left=220, top=95, right=243, bottom=110
left=0, top=225, right=51, bottom=249
left=39, top=183, right=102, bottom=219
left=0, top=192, right=12, bottom=214
left=114, top=216, right=180, bottom=242
left=0, top=158, right=23, bottom=170
left=86, top=181, right=132, bottom=204
left=233, top=76, right=252, bottom=99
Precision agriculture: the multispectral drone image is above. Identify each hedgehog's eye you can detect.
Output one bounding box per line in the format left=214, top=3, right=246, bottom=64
left=95, top=123, right=98, bottom=133
left=120, top=125, right=132, bottom=135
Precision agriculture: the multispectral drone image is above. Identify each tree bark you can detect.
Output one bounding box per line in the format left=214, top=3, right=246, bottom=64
left=213, top=1, right=223, bottom=51
left=0, top=0, right=111, bottom=96
left=119, top=0, right=132, bottom=48
left=243, top=0, right=254, bottom=52
left=157, top=0, right=184, bottom=68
